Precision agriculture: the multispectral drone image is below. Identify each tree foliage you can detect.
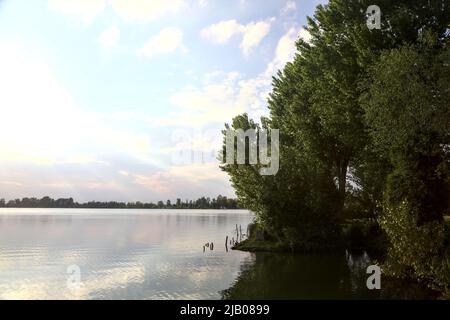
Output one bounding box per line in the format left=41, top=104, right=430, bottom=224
left=361, top=35, right=450, bottom=285
left=220, top=0, right=450, bottom=288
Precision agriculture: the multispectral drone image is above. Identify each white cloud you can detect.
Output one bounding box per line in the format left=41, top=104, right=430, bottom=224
left=136, top=27, right=185, bottom=58
left=118, top=170, right=130, bottom=177
left=98, top=26, right=120, bottom=52
left=110, top=0, right=185, bottom=22
left=47, top=0, right=185, bottom=24
left=201, top=19, right=243, bottom=44
left=2, top=10, right=306, bottom=201
left=198, top=0, right=208, bottom=8
left=105, top=27, right=302, bottom=130
left=201, top=18, right=274, bottom=56
left=281, top=0, right=297, bottom=14
left=240, top=18, right=274, bottom=56
left=161, top=71, right=269, bottom=130
left=298, top=28, right=312, bottom=44
left=47, top=0, right=106, bottom=24
left=0, top=39, right=244, bottom=201
left=168, top=71, right=253, bottom=125
left=134, top=163, right=228, bottom=194
left=151, top=28, right=304, bottom=195
left=0, top=43, right=153, bottom=166
left=111, top=72, right=252, bottom=128
left=168, top=27, right=303, bottom=128
left=265, top=26, right=306, bottom=76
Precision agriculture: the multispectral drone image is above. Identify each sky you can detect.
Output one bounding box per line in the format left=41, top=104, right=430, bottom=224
left=0, top=0, right=326, bottom=203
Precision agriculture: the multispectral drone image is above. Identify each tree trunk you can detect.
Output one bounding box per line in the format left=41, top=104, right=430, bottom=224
left=338, top=158, right=349, bottom=199
left=337, top=158, right=349, bottom=221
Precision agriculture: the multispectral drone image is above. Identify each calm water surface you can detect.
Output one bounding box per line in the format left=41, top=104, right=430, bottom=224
left=0, top=209, right=438, bottom=299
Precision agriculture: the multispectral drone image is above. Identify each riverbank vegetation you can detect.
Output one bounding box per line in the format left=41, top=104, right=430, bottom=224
left=221, top=0, right=450, bottom=295
left=0, top=195, right=240, bottom=209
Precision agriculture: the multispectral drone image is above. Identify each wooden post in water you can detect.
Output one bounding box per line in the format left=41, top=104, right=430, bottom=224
left=210, top=242, right=214, bottom=250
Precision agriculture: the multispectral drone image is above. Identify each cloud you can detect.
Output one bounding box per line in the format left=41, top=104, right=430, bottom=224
left=157, top=25, right=302, bottom=127
left=0, top=43, right=154, bottom=167
left=0, top=181, right=23, bottom=187
left=47, top=0, right=185, bottom=24
left=167, top=71, right=257, bottom=126
left=0, top=43, right=239, bottom=202
left=118, top=170, right=130, bottom=177
left=134, top=173, right=170, bottom=193
left=98, top=26, right=120, bottom=52
left=150, top=28, right=305, bottom=194
left=154, top=71, right=269, bottom=131
left=168, top=27, right=304, bottom=128
left=47, top=0, right=106, bottom=24
left=201, top=18, right=274, bottom=56
left=0, top=14, right=306, bottom=202
left=240, top=18, right=274, bottom=56
left=265, top=26, right=307, bottom=76
left=281, top=0, right=297, bottom=15
left=133, top=163, right=228, bottom=194
left=136, top=27, right=185, bottom=58
left=198, top=0, right=208, bottom=8
left=201, top=19, right=243, bottom=44
left=298, top=28, right=312, bottom=44
left=110, top=0, right=185, bottom=22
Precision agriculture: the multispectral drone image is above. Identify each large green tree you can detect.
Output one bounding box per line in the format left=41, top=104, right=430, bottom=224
left=221, top=0, right=450, bottom=261
left=361, top=35, right=450, bottom=284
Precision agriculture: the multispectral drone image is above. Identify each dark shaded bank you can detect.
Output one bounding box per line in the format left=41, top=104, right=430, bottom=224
left=221, top=252, right=440, bottom=300
left=235, top=219, right=450, bottom=256
left=233, top=220, right=388, bottom=257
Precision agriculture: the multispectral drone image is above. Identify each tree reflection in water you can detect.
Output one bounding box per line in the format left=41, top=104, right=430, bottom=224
left=221, top=252, right=440, bottom=300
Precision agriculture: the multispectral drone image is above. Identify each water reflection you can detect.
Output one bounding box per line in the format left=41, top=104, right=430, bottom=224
left=0, top=209, right=252, bottom=299
left=221, top=251, right=439, bottom=300
left=0, top=209, right=439, bottom=300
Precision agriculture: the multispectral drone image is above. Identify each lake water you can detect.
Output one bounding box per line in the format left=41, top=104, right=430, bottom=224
left=0, top=208, right=438, bottom=300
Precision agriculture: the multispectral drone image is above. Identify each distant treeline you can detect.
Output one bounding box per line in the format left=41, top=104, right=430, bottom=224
left=0, top=195, right=241, bottom=209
